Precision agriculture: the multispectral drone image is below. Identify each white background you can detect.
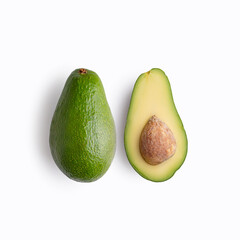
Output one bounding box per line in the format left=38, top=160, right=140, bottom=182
left=1, top=0, right=240, bottom=239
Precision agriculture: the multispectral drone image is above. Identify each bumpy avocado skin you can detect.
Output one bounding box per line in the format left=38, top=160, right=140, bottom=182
left=49, top=69, right=116, bottom=182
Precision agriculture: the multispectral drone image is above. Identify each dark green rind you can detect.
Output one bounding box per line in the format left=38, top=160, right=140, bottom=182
left=50, top=69, right=116, bottom=182
left=124, top=68, right=188, bottom=182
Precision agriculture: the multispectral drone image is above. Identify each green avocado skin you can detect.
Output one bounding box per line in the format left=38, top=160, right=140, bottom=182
left=49, top=69, right=116, bottom=182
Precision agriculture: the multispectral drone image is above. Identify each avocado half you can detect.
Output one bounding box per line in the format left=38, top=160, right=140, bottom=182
left=124, top=68, right=188, bottom=182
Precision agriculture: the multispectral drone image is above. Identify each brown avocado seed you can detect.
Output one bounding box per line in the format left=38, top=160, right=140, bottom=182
left=139, top=115, right=176, bottom=165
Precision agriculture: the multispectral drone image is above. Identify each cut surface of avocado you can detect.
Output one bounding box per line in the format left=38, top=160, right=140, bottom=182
left=124, top=68, right=187, bottom=182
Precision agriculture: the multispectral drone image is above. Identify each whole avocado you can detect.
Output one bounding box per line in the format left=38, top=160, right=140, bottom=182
left=49, top=68, right=116, bottom=182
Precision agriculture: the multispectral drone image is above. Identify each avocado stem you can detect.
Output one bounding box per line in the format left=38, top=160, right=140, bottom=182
left=79, top=68, right=87, bottom=74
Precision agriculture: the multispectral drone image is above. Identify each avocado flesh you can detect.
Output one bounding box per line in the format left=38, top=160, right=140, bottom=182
left=50, top=69, right=116, bottom=182
left=124, top=68, right=187, bottom=182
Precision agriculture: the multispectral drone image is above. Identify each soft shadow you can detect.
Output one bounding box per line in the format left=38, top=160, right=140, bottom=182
left=116, top=83, right=133, bottom=170
left=38, top=77, right=64, bottom=170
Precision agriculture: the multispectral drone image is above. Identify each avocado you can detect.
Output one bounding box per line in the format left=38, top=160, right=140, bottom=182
left=49, top=68, right=116, bottom=182
left=124, top=68, right=187, bottom=182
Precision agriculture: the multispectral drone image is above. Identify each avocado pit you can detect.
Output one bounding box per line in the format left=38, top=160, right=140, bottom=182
left=139, top=115, right=176, bottom=165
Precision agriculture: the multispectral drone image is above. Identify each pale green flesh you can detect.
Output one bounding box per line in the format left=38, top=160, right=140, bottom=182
left=124, top=68, right=188, bottom=182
